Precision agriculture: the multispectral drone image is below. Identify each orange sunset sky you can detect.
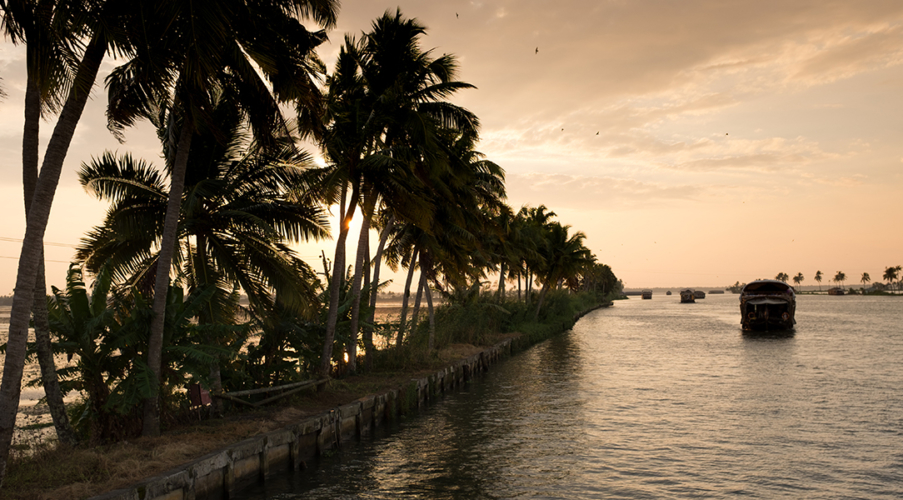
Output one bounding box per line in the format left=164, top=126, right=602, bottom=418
left=1, top=0, right=902, bottom=292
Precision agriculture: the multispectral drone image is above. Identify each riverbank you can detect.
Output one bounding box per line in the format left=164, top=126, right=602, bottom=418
left=2, top=296, right=611, bottom=499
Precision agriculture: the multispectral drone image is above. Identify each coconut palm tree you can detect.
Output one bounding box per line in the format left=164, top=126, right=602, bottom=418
left=102, top=0, right=337, bottom=436
left=1, top=0, right=80, bottom=448
left=793, top=272, right=804, bottom=290
left=317, top=10, right=478, bottom=376
left=860, top=272, right=870, bottom=291
left=533, top=222, right=593, bottom=319
left=76, top=98, right=328, bottom=413
left=0, top=0, right=139, bottom=482
left=834, top=271, right=846, bottom=290
left=884, top=266, right=899, bottom=293
left=815, top=270, right=823, bottom=291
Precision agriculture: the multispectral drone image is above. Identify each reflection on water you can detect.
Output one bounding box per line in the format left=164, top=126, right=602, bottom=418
left=238, top=294, right=903, bottom=499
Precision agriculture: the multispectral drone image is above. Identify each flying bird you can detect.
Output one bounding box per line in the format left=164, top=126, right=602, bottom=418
left=456, top=12, right=458, bottom=18
left=535, top=47, right=539, bottom=54
left=596, top=131, right=599, bottom=135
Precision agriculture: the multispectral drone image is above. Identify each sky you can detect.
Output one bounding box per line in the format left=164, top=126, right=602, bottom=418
left=1, top=0, right=902, bottom=293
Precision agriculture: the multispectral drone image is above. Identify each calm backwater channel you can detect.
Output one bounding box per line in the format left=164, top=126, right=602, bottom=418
left=237, top=294, right=903, bottom=499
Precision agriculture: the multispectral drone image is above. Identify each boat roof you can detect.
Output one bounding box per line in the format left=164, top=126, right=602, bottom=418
left=741, top=279, right=794, bottom=294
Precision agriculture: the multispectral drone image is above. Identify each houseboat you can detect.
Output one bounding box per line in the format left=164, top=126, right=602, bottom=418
left=666, top=290, right=672, bottom=295
left=827, top=287, right=845, bottom=296
left=642, top=290, right=653, bottom=299
left=680, top=289, right=695, bottom=303
left=708, top=290, right=725, bottom=294
left=694, top=290, right=706, bottom=299
left=740, top=279, right=796, bottom=331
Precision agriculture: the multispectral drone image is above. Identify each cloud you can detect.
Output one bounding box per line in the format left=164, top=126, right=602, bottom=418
left=506, top=172, right=705, bottom=210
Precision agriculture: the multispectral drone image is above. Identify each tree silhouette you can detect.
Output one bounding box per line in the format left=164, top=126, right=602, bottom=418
left=834, top=271, right=846, bottom=290
left=793, top=272, right=804, bottom=289
left=815, top=270, right=823, bottom=291
left=860, top=272, right=870, bottom=291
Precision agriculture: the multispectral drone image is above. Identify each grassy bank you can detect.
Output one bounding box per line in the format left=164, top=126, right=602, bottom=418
left=3, top=290, right=612, bottom=500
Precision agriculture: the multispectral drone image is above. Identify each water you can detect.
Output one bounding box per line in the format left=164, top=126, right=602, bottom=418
left=240, top=294, right=903, bottom=499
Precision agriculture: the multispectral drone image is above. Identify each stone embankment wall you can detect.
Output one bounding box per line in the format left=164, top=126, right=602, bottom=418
left=91, top=302, right=608, bottom=500
left=91, top=341, right=513, bottom=500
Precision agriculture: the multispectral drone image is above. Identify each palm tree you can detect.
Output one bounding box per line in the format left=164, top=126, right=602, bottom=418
left=860, top=272, right=871, bottom=291
left=533, top=222, right=593, bottom=319
left=834, top=271, right=846, bottom=290
left=103, top=0, right=337, bottom=436
left=793, top=272, right=804, bottom=290
left=0, top=0, right=136, bottom=482
left=884, top=266, right=899, bottom=293
left=317, top=10, right=478, bottom=376
left=77, top=99, right=328, bottom=413
left=1, top=0, right=80, bottom=447
left=775, top=272, right=789, bottom=283
left=815, top=270, right=823, bottom=291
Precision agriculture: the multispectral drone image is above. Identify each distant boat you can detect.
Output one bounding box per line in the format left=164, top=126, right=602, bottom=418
left=680, top=289, right=695, bottom=303
left=708, top=290, right=725, bottom=294
left=694, top=290, right=706, bottom=299
left=642, top=290, right=653, bottom=299
left=740, top=279, right=796, bottom=331
left=827, top=287, right=845, bottom=296
left=666, top=290, right=672, bottom=295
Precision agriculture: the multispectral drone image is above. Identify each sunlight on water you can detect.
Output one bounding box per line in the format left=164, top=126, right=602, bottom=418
left=236, top=295, right=903, bottom=498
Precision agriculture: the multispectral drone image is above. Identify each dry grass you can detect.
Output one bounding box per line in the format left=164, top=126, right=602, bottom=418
left=3, top=335, right=518, bottom=500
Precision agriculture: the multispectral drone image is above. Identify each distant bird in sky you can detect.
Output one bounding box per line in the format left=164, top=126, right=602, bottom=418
left=456, top=12, right=458, bottom=18
left=535, top=47, right=539, bottom=54
left=725, top=133, right=728, bottom=135
left=596, top=131, right=599, bottom=135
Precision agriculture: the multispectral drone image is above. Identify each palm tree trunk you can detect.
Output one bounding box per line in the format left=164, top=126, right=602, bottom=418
left=365, top=214, right=394, bottom=370
left=320, top=183, right=360, bottom=378
left=410, top=265, right=426, bottom=340
left=361, top=234, right=372, bottom=368
left=396, top=245, right=419, bottom=347
left=534, top=280, right=552, bottom=320
left=22, top=77, right=78, bottom=447
left=195, top=233, right=224, bottom=417
left=143, top=120, right=194, bottom=437
left=347, top=210, right=371, bottom=374
left=517, top=272, right=522, bottom=302
left=497, top=262, right=506, bottom=303
left=0, top=34, right=105, bottom=485
left=425, top=279, right=436, bottom=351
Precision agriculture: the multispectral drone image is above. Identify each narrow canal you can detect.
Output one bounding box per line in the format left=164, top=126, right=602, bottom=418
left=237, top=293, right=903, bottom=499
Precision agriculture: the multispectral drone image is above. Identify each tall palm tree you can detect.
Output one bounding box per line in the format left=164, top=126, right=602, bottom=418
left=860, top=272, right=870, bottom=291
left=77, top=98, right=328, bottom=412
left=533, top=222, right=593, bottom=319
left=0, top=0, right=134, bottom=483
left=317, top=10, right=478, bottom=376
left=884, top=266, right=899, bottom=293
left=793, top=272, right=804, bottom=290
left=1, top=0, right=80, bottom=447
left=815, top=270, right=823, bottom=291
left=834, top=271, right=846, bottom=290
left=103, top=0, right=337, bottom=436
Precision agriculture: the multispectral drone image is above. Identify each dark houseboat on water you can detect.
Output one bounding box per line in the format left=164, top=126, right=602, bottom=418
left=680, top=289, right=695, bottom=303
left=642, top=290, right=653, bottom=299
left=740, top=279, right=796, bottom=331
left=694, top=290, right=706, bottom=299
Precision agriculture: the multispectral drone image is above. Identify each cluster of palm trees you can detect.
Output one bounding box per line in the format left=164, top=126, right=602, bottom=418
left=778, top=267, right=903, bottom=292
left=0, top=3, right=614, bottom=485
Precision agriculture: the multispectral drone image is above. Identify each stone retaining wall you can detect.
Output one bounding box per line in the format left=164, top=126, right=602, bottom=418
left=91, top=339, right=514, bottom=500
